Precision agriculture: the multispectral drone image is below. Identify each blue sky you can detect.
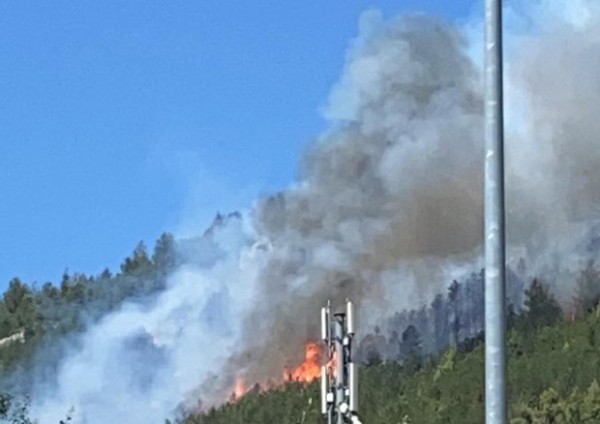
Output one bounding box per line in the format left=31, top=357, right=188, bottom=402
left=0, top=1, right=476, bottom=290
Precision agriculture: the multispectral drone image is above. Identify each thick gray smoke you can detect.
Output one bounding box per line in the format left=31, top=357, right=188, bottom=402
left=22, top=1, right=600, bottom=422
left=503, top=0, right=600, bottom=298
left=226, top=13, right=485, bottom=390
left=219, top=3, right=600, bottom=392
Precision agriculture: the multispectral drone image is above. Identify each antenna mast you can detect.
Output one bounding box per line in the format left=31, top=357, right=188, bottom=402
left=321, top=299, right=362, bottom=424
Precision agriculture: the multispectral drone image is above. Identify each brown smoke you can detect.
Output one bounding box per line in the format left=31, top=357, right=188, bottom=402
left=216, top=14, right=485, bottom=392
left=215, top=5, right=600, bottom=397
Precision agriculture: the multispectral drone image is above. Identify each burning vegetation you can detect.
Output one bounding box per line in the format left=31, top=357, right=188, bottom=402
left=3, top=2, right=600, bottom=423
left=229, top=341, right=330, bottom=403
left=283, top=342, right=322, bottom=383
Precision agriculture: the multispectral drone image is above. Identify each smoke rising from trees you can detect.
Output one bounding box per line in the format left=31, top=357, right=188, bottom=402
left=11, top=2, right=600, bottom=422
left=225, top=2, right=600, bottom=392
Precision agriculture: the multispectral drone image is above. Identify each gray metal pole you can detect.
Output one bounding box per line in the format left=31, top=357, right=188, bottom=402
left=334, top=316, right=345, bottom=424
left=484, top=0, right=506, bottom=423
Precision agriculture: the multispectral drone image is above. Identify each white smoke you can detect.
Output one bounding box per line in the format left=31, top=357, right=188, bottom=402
left=24, top=1, right=600, bottom=422
left=219, top=0, right=600, bottom=391
left=30, top=218, right=264, bottom=423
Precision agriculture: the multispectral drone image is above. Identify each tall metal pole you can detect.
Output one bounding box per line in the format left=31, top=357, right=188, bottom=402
left=484, top=0, right=506, bottom=423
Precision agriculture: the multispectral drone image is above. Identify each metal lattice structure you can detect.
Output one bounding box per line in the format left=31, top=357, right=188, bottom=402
left=320, top=299, right=362, bottom=424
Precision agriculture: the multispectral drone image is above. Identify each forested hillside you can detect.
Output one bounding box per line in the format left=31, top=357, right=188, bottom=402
left=0, top=213, right=244, bottom=423
left=0, top=219, right=599, bottom=423
left=0, top=211, right=242, bottom=392
left=184, top=267, right=600, bottom=424
left=0, top=232, right=176, bottom=393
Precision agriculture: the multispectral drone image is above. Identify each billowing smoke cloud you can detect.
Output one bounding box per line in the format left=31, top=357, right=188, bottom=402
left=22, top=1, right=600, bottom=422
left=29, top=218, right=265, bottom=423
left=226, top=12, right=485, bottom=389
left=219, top=2, right=600, bottom=392
left=503, top=0, right=600, bottom=295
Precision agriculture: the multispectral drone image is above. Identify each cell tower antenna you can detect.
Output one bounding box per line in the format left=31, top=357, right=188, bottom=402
left=320, top=299, right=362, bottom=424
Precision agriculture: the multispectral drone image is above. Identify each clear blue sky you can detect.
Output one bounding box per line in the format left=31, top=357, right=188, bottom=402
left=0, top=1, right=476, bottom=290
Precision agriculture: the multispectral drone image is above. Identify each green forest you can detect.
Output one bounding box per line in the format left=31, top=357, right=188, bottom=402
left=1, top=225, right=600, bottom=423
left=184, top=270, right=600, bottom=424
left=0, top=233, right=176, bottom=378
left=0, top=232, right=178, bottom=424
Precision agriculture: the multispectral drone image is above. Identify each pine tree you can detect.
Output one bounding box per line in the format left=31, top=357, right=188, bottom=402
left=153, top=233, right=176, bottom=273
left=575, top=261, right=600, bottom=315
left=400, top=325, right=422, bottom=361
left=2, top=279, right=37, bottom=336
left=120, top=241, right=154, bottom=276
left=448, top=280, right=460, bottom=347
left=523, top=279, right=562, bottom=331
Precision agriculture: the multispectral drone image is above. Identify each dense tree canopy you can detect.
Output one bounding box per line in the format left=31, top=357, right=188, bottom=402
left=185, top=282, right=600, bottom=424
left=0, top=240, right=599, bottom=424
left=0, top=233, right=177, bottom=380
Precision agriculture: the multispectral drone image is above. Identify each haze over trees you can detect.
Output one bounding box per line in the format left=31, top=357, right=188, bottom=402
left=0, top=232, right=176, bottom=386
left=1, top=223, right=600, bottom=423
left=184, top=264, right=600, bottom=424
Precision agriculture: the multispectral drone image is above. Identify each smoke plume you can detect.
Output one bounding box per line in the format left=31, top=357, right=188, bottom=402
left=216, top=2, right=600, bottom=396
left=20, top=1, right=600, bottom=422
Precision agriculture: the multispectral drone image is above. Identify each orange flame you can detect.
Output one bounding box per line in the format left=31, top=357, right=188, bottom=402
left=230, top=378, right=248, bottom=402
left=228, top=341, right=336, bottom=403
left=284, top=341, right=322, bottom=383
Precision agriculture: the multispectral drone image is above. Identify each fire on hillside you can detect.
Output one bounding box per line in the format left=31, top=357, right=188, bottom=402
left=229, top=341, right=336, bottom=402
